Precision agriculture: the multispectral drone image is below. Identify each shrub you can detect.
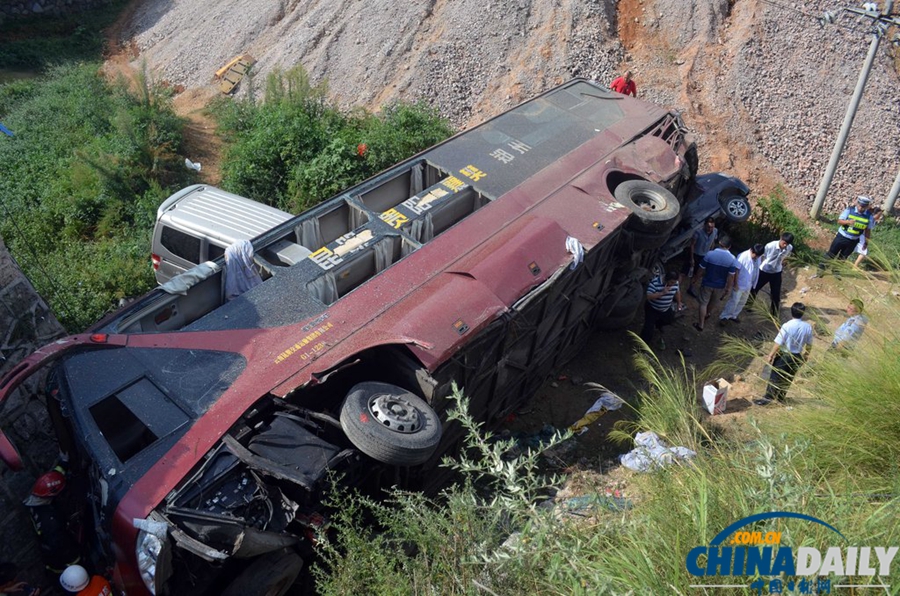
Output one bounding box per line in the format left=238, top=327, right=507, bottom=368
left=730, top=186, right=813, bottom=257
left=214, top=66, right=452, bottom=211
left=0, top=63, right=187, bottom=330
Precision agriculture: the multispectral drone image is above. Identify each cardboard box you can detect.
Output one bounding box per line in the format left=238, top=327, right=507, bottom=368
left=702, top=378, right=731, bottom=415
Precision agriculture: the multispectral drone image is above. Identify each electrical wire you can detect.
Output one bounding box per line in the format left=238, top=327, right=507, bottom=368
left=757, top=0, right=886, bottom=34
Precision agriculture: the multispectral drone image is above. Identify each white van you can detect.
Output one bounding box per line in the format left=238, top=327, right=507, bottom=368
left=151, top=185, right=294, bottom=284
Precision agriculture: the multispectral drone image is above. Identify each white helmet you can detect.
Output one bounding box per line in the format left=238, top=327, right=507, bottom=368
left=60, top=565, right=90, bottom=592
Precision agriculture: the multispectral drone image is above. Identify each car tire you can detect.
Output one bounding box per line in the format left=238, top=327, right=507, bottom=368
left=222, top=549, right=303, bottom=596
left=614, top=180, right=681, bottom=236
left=340, top=382, right=442, bottom=466
left=720, top=193, right=751, bottom=223
left=627, top=228, right=670, bottom=251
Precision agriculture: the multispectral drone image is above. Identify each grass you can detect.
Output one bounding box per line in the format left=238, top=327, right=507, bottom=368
left=0, top=2, right=128, bottom=70
left=315, top=271, right=900, bottom=594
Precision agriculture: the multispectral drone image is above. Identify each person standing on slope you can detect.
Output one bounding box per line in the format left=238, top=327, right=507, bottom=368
left=610, top=70, right=637, bottom=97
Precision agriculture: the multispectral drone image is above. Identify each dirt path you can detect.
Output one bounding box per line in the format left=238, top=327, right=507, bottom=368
left=101, top=1, right=224, bottom=186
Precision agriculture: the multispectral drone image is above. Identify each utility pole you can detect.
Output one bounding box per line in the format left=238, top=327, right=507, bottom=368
left=885, top=166, right=900, bottom=212
left=809, top=0, right=896, bottom=219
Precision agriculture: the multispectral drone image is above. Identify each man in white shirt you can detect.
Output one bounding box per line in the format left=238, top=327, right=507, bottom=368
left=754, top=302, right=813, bottom=406
left=719, top=243, right=763, bottom=325
left=751, top=232, right=793, bottom=318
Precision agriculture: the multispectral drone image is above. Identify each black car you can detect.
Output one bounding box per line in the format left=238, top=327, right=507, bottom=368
left=658, top=173, right=751, bottom=263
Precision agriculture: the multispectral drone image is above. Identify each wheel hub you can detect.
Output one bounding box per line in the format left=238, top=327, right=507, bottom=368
left=726, top=199, right=748, bottom=218
left=369, top=393, right=421, bottom=433
left=634, top=191, right=665, bottom=212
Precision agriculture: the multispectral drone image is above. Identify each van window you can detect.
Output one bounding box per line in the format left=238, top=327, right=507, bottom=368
left=161, top=226, right=201, bottom=264
left=208, top=243, right=226, bottom=261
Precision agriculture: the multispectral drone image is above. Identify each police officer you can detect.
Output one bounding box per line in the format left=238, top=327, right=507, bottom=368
left=814, top=196, right=875, bottom=277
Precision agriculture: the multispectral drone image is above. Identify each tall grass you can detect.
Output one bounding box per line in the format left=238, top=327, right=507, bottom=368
left=316, top=296, right=900, bottom=593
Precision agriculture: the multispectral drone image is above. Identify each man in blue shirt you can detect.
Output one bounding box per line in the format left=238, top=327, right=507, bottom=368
left=831, top=299, right=868, bottom=350
left=692, top=235, right=737, bottom=332
left=814, top=196, right=875, bottom=277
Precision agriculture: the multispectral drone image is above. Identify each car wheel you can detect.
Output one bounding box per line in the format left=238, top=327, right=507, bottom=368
left=627, top=228, right=670, bottom=251
left=340, top=382, right=442, bottom=466
left=222, top=549, right=303, bottom=596
left=614, top=180, right=681, bottom=236
left=720, top=193, right=751, bottom=223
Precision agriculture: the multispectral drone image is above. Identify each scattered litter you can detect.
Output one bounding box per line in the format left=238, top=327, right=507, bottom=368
left=619, top=431, right=696, bottom=472
left=0, top=122, right=14, bottom=137
left=570, top=376, right=584, bottom=385
left=184, top=158, right=202, bottom=172
left=799, top=286, right=810, bottom=294
left=557, top=374, right=568, bottom=382
left=569, top=390, right=623, bottom=434
left=550, top=381, right=559, bottom=388
left=701, top=378, right=730, bottom=415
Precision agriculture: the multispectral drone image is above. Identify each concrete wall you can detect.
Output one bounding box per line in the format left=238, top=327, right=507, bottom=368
left=0, top=236, right=66, bottom=585
left=0, top=0, right=112, bottom=20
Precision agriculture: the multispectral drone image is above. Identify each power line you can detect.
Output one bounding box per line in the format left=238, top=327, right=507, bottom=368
left=758, top=0, right=882, bottom=33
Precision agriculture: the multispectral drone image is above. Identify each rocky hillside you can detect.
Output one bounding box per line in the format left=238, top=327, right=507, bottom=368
left=119, top=0, right=900, bottom=212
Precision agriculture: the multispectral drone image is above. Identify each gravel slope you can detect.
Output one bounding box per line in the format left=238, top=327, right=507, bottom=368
left=121, top=0, right=900, bottom=212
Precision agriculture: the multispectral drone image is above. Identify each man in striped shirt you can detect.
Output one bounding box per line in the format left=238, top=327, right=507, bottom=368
left=754, top=302, right=813, bottom=406
left=640, top=270, right=683, bottom=347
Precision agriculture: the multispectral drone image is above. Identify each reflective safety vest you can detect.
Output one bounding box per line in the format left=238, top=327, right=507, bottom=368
left=842, top=210, right=870, bottom=237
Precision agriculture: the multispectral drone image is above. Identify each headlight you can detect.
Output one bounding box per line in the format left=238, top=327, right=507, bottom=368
left=136, top=529, right=163, bottom=595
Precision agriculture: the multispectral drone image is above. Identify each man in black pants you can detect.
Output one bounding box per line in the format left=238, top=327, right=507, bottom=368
left=754, top=302, right=813, bottom=406
left=640, top=270, right=683, bottom=348
left=751, top=232, right=793, bottom=318
left=813, top=195, right=874, bottom=277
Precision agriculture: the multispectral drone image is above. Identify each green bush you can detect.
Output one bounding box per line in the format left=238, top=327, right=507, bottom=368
left=213, top=66, right=453, bottom=211
left=0, top=63, right=188, bottom=330
left=731, top=186, right=814, bottom=257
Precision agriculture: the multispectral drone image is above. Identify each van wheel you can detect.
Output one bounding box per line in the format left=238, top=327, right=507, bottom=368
left=222, top=549, right=303, bottom=596
left=614, top=180, right=680, bottom=236
left=340, top=382, right=442, bottom=466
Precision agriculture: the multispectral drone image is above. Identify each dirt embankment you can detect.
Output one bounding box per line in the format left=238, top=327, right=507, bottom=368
left=109, top=0, right=900, bottom=213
